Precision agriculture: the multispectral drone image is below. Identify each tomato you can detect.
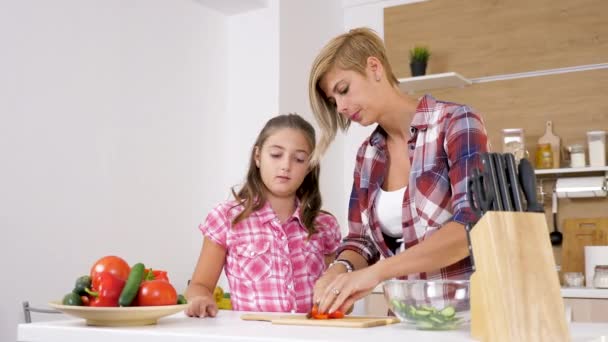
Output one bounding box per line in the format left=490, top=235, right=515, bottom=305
left=137, top=280, right=177, bottom=306
left=143, top=268, right=170, bottom=282
left=90, top=256, right=130, bottom=282
left=329, top=310, right=345, bottom=319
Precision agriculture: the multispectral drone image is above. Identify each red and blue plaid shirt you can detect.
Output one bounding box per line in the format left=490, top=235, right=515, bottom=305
left=200, top=199, right=341, bottom=313
left=337, top=94, right=489, bottom=280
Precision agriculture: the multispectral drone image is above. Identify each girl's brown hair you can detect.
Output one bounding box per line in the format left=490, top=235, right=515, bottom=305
left=308, top=27, right=399, bottom=164
left=231, top=114, right=323, bottom=236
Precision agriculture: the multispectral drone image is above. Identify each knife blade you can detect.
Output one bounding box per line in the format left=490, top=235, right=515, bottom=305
left=491, top=153, right=513, bottom=211
left=504, top=153, right=524, bottom=211
left=518, top=158, right=544, bottom=212
left=480, top=153, right=503, bottom=210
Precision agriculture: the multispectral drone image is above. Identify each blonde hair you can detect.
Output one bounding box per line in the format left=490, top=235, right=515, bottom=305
left=308, top=27, right=399, bottom=164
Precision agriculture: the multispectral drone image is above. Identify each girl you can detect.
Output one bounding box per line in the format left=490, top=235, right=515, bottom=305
left=185, top=114, right=341, bottom=318
left=308, top=28, right=489, bottom=314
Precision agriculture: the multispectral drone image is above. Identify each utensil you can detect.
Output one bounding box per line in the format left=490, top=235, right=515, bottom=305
left=517, top=158, right=544, bottom=212
left=550, top=191, right=563, bottom=246
left=504, top=153, right=524, bottom=211
left=480, top=153, right=502, bottom=210
left=240, top=313, right=399, bottom=328
left=491, top=153, right=513, bottom=211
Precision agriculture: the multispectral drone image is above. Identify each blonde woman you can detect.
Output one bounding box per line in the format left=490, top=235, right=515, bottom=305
left=309, top=28, right=489, bottom=314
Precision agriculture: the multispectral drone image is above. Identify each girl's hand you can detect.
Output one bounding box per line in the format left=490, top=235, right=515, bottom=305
left=317, top=267, right=382, bottom=314
left=185, top=295, right=218, bottom=318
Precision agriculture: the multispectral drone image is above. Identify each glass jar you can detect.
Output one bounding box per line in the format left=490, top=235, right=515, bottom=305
left=593, top=265, right=608, bottom=288
left=535, top=143, right=553, bottom=169
left=567, top=144, right=586, bottom=168
left=502, top=128, right=528, bottom=163
left=563, top=272, right=585, bottom=287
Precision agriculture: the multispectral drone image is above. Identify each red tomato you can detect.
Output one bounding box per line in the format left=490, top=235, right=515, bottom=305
left=329, top=310, right=345, bottom=319
left=90, top=256, right=130, bottom=282
left=137, top=280, right=177, bottom=306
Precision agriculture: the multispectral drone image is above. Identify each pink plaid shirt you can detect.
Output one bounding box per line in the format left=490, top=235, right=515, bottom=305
left=199, top=199, right=341, bottom=313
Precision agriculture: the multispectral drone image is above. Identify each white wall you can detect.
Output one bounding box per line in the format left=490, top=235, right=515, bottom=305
left=278, top=0, right=346, bottom=231
left=0, top=1, right=228, bottom=341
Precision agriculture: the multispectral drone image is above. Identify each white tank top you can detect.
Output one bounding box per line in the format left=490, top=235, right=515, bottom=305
left=374, top=186, right=406, bottom=238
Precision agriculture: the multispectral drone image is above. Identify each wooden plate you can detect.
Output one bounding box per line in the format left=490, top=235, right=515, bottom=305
left=48, top=301, right=187, bottom=326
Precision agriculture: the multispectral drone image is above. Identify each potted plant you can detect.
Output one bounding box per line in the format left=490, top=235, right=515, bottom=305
left=409, top=46, right=430, bottom=77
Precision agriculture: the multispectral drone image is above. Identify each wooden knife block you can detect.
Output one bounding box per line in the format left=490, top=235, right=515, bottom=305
left=469, top=211, right=570, bottom=342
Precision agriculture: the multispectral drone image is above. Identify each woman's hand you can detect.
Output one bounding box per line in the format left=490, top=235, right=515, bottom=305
left=317, top=266, right=382, bottom=314
left=313, top=265, right=344, bottom=305
left=185, top=295, right=218, bottom=318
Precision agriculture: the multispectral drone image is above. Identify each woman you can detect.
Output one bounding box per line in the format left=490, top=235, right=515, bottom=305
left=308, top=27, right=489, bottom=314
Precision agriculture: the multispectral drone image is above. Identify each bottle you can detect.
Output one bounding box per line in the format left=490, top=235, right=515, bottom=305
left=502, top=128, right=528, bottom=163
left=535, top=143, right=553, bottom=169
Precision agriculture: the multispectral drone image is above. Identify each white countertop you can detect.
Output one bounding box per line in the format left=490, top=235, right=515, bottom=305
left=17, top=310, right=608, bottom=342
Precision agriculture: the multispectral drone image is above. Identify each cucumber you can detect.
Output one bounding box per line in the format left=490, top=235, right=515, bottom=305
left=73, top=275, right=91, bottom=295
left=177, top=294, right=187, bottom=304
left=62, top=292, right=83, bottom=306
left=118, top=262, right=145, bottom=307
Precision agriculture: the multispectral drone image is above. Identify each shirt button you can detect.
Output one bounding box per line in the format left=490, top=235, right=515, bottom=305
left=287, top=284, right=293, bottom=290
left=250, top=251, right=255, bottom=256
left=282, top=236, right=287, bottom=240
left=284, top=260, right=289, bottom=265
left=291, top=309, right=296, bottom=314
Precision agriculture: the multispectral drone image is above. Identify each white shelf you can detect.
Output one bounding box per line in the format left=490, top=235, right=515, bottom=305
left=397, top=72, right=471, bottom=93
left=535, top=166, right=608, bottom=176
left=397, top=63, right=608, bottom=93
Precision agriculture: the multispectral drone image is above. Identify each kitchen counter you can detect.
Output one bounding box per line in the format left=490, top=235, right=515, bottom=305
left=562, top=287, right=608, bottom=299
left=17, top=310, right=608, bottom=342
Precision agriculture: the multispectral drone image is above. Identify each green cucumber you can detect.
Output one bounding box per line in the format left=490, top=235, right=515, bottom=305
left=62, top=292, right=83, bottom=306
left=119, top=262, right=145, bottom=307
left=177, top=294, right=187, bottom=304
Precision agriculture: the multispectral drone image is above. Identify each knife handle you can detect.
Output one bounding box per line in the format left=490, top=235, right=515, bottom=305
left=518, top=158, right=544, bottom=213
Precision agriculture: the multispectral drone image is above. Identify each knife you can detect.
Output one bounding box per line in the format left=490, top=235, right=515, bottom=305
left=491, top=153, right=513, bottom=211
left=480, top=153, right=503, bottom=210
left=518, top=158, right=544, bottom=212
left=504, top=153, right=524, bottom=211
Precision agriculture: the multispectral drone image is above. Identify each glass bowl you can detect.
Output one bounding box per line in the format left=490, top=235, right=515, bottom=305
left=382, top=279, right=470, bottom=330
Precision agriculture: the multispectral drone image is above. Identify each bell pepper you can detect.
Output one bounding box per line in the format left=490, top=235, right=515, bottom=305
left=308, top=304, right=344, bottom=319
left=85, top=272, right=125, bottom=307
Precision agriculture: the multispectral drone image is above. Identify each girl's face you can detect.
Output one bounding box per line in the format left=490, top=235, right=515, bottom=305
left=319, top=59, right=384, bottom=127
left=255, top=128, right=312, bottom=200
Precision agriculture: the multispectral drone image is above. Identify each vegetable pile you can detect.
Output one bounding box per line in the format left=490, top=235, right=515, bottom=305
left=390, top=300, right=464, bottom=330
left=61, top=255, right=187, bottom=307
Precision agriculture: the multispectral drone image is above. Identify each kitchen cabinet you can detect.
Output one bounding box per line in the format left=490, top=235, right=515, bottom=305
left=16, top=310, right=608, bottom=341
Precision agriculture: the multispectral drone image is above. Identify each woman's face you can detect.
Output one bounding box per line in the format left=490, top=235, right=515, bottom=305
left=255, top=128, right=311, bottom=200
left=319, top=62, right=382, bottom=127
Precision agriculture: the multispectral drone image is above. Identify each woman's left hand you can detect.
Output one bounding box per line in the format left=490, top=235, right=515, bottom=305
left=317, top=266, right=382, bottom=314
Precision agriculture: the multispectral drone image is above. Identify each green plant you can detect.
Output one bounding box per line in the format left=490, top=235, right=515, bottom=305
left=409, top=46, right=431, bottom=63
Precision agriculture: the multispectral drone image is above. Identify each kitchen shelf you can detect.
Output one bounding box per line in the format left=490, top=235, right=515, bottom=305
left=535, top=166, right=608, bottom=179
left=398, top=72, right=471, bottom=94
left=398, top=63, right=608, bottom=93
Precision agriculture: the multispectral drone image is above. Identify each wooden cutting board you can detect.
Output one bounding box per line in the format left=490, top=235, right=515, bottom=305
left=538, top=120, right=561, bottom=168
left=561, top=217, right=608, bottom=278
left=240, top=313, right=400, bottom=328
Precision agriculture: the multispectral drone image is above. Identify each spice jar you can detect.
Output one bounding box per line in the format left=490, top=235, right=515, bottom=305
left=593, top=265, right=608, bottom=288
left=535, top=143, right=553, bottom=169
left=567, top=144, right=586, bottom=168
left=502, top=128, right=528, bottom=163
left=563, top=272, right=585, bottom=287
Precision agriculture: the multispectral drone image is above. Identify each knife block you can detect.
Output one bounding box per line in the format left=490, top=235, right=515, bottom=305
left=469, top=211, right=569, bottom=342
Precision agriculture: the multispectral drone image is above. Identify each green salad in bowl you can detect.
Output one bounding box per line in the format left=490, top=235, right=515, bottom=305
left=382, top=279, right=470, bottom=330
